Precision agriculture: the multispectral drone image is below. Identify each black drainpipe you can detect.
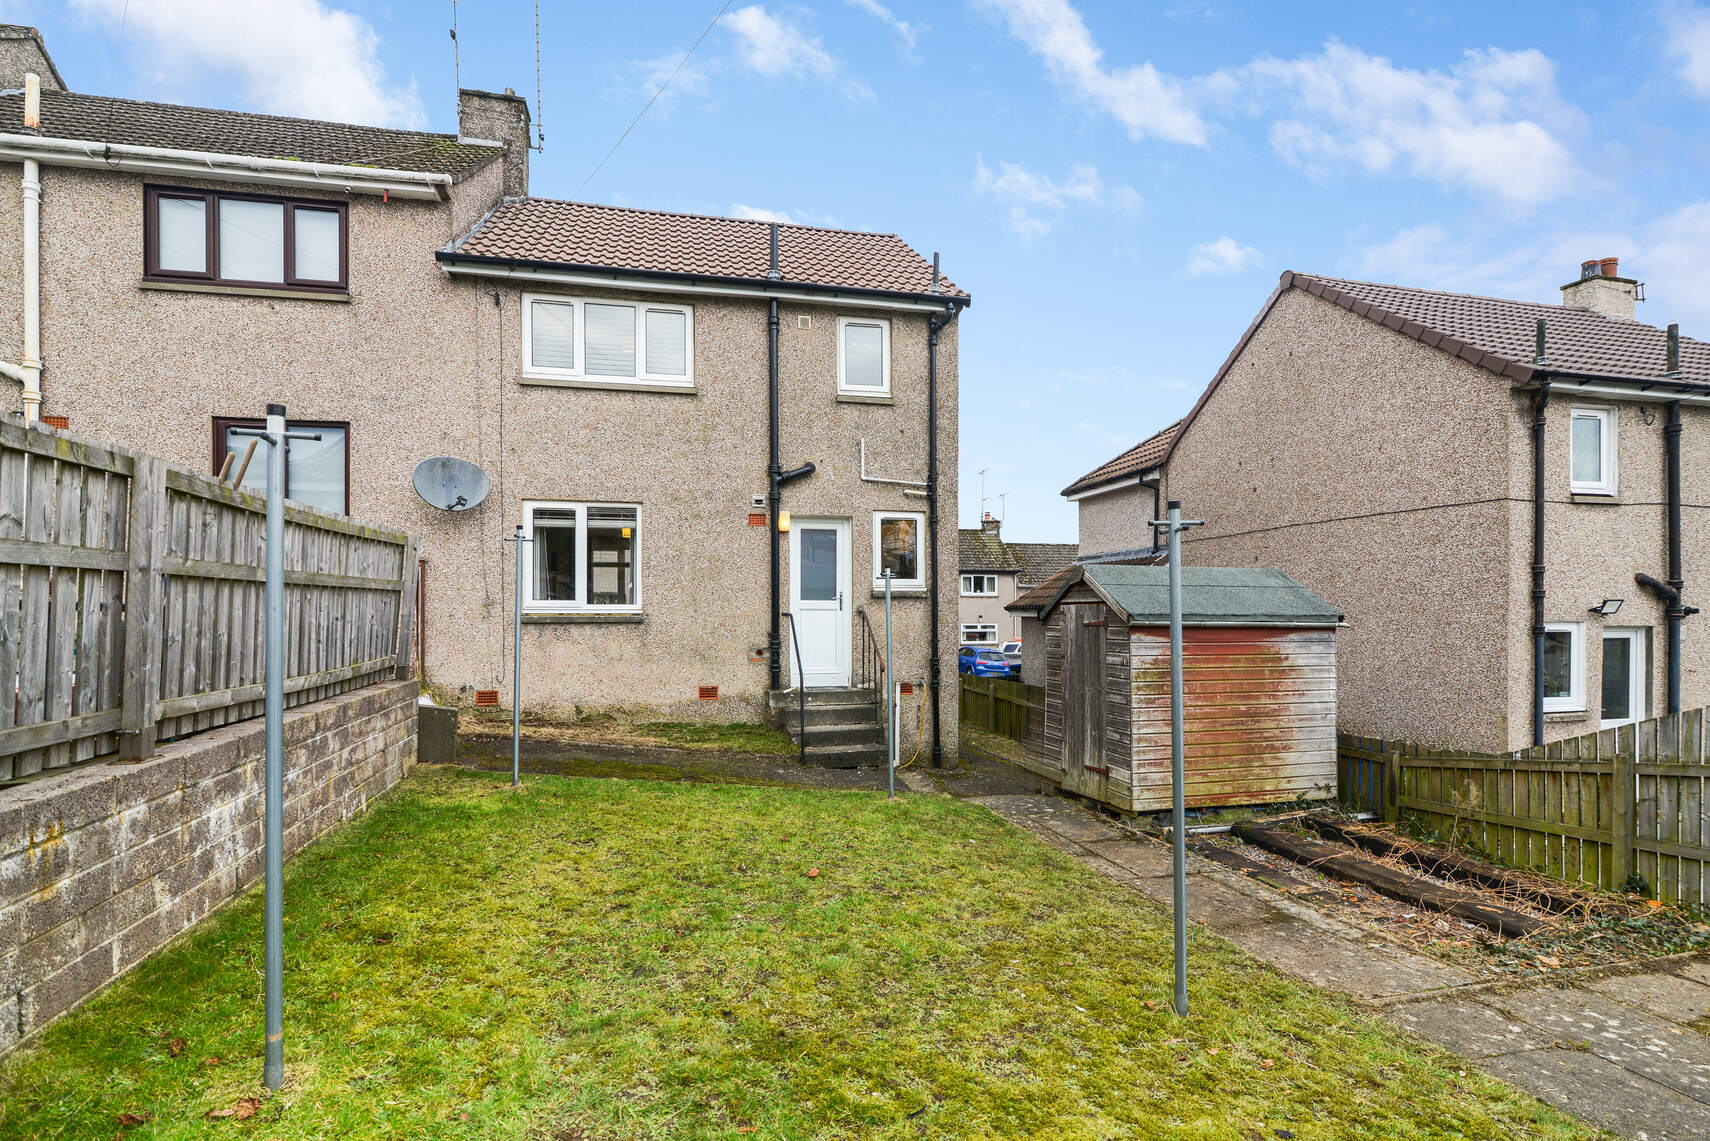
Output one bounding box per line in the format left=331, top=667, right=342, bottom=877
left=1531, top=319, right=1551, bottom=749
left=766, top=223, right=815, bottom=691
left=1149, top=475, right=1162, bottom=551
left=1637, top=323, right=1691, bottom=714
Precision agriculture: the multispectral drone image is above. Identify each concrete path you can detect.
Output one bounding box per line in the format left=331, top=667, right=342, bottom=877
left=970, top=792, right=1710, bottom=1141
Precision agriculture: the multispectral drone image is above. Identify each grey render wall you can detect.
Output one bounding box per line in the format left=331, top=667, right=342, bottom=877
left=1077, top=482, right=1154, bottom=560
left=958, top=571, right=1020, bottom=641
left=0, top=159, right=962, bottom=754
left=0, top=680, right=418, bottom=1055
left=1144, top=289, right=1519, bottom=751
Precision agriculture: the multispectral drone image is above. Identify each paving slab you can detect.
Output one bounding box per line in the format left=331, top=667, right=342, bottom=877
left=1491, top=987, right=1710, bottom=1102
left=1669, top=958, right=1710, bottom=990
left=1482, top=1046, right=1710, bottom=1141
left=1587, top=969, right=1710, bottom=1027
left=1387, top=996, right=1548, bottom=1058
left=1218, top=916, right=1474, bottom=1000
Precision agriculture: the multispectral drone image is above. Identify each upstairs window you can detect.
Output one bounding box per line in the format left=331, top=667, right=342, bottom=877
left=522, top=293, right=694, bottom=389
left=213, top=417, right=349, bottom=514
left=147, top=186, right=346, bottom=291
left=962, top=574, right=998, bottom=596
left=1570, top=407, right=1616, bottom=496
left=838, top=316, right=891, bottom=397
left=522, top=500, right=641, bottom=612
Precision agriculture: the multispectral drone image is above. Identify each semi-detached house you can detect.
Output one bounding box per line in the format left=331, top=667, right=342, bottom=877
left=0, top=26, right=967, bottom=763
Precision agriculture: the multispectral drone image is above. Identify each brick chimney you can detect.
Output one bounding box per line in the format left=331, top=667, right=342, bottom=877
left=0, top=25, right=67, bottom=91
left=458, top=87, right=530, bottom=197
left=981, top=512, right=1001, bottom=536
left=1561, top=257, right=1640, bottom=321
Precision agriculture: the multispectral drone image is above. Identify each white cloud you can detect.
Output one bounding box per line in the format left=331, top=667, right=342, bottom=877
left=731, top=204, right=795, bottom=223
left=1227, top=41, right=1577, bottom=206
left=846, top=0, right=920, bottom=53
left=973, top=0, right=1206, bottom=144
left=70, top=0, right=425, bottom=128
left=1186, top=236, right=1260, bottom=276
left=725, top=5, right=871, bottom=98
left=1664, top=3, right=1710, bottom=98
left=632, top=50, right=711, bottom=110
left=973, top=156, right=1140, bottom=237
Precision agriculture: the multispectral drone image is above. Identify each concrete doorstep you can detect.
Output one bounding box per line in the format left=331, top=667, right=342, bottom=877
left=968, top=792, right=1710, bottom=1141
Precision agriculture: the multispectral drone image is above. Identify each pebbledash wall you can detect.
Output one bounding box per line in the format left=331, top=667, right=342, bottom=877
left=0, top=680, right=418, bottom=1055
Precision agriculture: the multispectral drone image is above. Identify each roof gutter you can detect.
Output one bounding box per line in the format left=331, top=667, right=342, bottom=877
left=436, top=252, right=971, bottom=313
left=1064, top=473, right=1143, bottom=501
left=0, top=132, right=453, bottom=200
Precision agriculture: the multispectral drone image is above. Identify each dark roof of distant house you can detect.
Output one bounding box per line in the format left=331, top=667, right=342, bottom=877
left=1007, top=564, right=1077, bottom=614
left=1065, top=270, right=1710, bottom=502
left=1008, top=542, right=1078, bottom=586
left=1037, top=565, right=1342, bottom=627
left=441, top=198, right=969, bottom=302
left=0, top=88, right=504, bottom=179
left=1062, top=418, right=1182, bottom=496
left=958, top=528, right=1022, bottom=572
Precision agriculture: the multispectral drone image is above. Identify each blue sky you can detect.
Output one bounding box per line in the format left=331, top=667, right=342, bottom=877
left=11, top=1, right=1710, bottom=541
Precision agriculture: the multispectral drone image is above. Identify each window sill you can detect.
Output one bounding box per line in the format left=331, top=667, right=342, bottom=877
left=871, top=587, right=926, bottom=598
left=140, top=279, right=350, bottom=303
left=837, top=392, right=894, bottom=405
left=1568, top=492, right=1620, bottom=505
left=520, top=375, right=698, bottom=395
left=1544, top=710, right=1589, bottom=723
left=522, top=613, right=645, bottom=625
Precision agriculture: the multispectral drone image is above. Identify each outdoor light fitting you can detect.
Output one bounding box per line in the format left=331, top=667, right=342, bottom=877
left=1590, top=598, right=1624, bottom=616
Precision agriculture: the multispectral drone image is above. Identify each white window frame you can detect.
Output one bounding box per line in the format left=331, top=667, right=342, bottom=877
left=1599, top=627, right=1647, bottom=730
left=1569, top=406, right=1617, bottom=496
left=521, top=292, right=694, bottom=389
left=837, top=315, right=892, bottom=397
left=521, top=499, right=642, bottom=614
left=873, top=510, right=926, bottom=590
left=961, top=623, right=998, bottom=645
left=1542, top=621, right=1586, bottom=713
left=962, top=574, right=998, bottom=596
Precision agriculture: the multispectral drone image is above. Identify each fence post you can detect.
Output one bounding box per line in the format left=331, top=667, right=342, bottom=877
left=117, top=456, right=168, bottom=761
left=394, top=537, right=419, bottom=681
left=1612, top=750, right=1635, bottom=888
left=1382, top=749, right=1400, bottom=822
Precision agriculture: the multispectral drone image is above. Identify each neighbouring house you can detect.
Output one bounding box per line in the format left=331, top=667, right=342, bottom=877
left=1024, top=564, right=1339, bottom=814
left=955, top=512, right=1076, bottom=648
left=0, top=26, right=968, bottom=762
left=1063, top=259, right=1709, bottom=754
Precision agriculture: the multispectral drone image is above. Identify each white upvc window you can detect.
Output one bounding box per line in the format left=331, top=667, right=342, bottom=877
left=838, top=315, right=891, bottom=397
left=1541, top=621, right=1585, bottom=713
left=962, top=574, right=998, bottom=596
left=522, top=292, right=694, bottom=388
left=521, top=500, right=642, bottom=613
left=961, top=623, right=998, bottom=644
left=1570, top=406, right=1616, bottom=495
left=873, top=510, right=925, bottom=590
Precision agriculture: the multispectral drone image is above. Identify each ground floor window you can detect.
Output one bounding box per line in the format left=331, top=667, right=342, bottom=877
left=961, top=623, right=998, bottom=644
left=874, top=511, right=925, bottom=589
left=213, top=417, right=348, bottom=514
left=1600, top=627, right=1647, bottom=729
left=522, top=500, right=640, bottom=612
left=1541, top=621, right=1584, bottom=713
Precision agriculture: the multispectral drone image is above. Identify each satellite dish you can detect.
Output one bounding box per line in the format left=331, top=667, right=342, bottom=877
left=413, top=456, right=490, bottom=512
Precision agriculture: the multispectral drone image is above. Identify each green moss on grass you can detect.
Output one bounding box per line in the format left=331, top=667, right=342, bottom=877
left=0, top=767, right=1599, bottom=1140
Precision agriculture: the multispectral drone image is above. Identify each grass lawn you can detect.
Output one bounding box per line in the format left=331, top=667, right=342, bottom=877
left=0, top=766, right=1599, bottom=1140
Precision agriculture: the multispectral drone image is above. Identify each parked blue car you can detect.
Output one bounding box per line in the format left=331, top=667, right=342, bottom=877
left=959, top=645, right=1015, bottom=678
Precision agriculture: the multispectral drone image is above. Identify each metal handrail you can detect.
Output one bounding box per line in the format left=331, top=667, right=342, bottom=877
left=855, top=607, right=885, bottom=702
left=780, top=612, right=807, bottom=765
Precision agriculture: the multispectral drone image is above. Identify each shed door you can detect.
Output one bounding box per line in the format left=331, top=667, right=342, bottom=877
left=1062, top=605, right=1107, bottom=794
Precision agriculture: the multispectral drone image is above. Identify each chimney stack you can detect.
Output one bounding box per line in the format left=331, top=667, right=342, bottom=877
left=458, top=87, right=530, bottom=197
left=981, top=512, right=1000, bottom=535
left=1561, top=256, right=1641, bottom=321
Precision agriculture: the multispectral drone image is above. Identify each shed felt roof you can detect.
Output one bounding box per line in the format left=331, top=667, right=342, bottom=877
left=442, top=197, right=968, bottom=301
left=0, top=88, right=504, bottom=178
left=1066, top=270, right=1710, bottom=500
left=958, top=528, right=1022, bottom=572
left=1040, top=565, right=1342, bottom=627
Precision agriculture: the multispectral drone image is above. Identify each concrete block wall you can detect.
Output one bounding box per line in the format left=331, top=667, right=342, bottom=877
left=0, top=679, right=418, bottom=1054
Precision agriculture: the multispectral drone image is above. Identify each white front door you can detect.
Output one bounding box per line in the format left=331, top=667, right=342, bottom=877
left=789, top=518, right=851, bottom=688
left=1600, top=628, right=1646, bottom=729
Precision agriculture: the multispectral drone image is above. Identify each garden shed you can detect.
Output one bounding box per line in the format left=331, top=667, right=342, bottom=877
left=1032, top=564, right=1342, bottom=814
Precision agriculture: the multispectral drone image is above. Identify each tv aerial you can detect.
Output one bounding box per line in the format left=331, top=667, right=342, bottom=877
left=412, top=456, right=490, bottom=511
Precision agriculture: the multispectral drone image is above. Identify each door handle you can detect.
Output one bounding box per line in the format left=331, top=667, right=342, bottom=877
left=839, top=590, right=844, bottom=609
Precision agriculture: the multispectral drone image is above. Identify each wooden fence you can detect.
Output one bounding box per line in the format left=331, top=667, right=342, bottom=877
left=959, top=674, right=1043, bottom=743
left=1340, top=710, right=1710, bottom=907
left=1, top=415, right=418, bottom=782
